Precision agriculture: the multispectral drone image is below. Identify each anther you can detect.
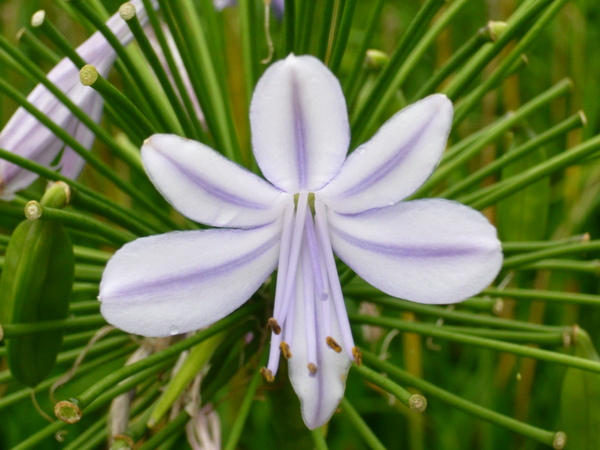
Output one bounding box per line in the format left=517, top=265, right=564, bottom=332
left=326, top=336, right=342, bottom=353
left=280, top=342, right=292, bottom=359
left=260, top=367, right=274, bottom=383
left=352, top=347, right=362, bottom=365
left=307, top=363, right=318, bottom=375
left=267, top=318, right=282, bottom=335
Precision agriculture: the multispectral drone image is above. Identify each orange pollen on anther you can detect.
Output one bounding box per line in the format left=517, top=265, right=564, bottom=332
left=326, top=336, right=342, bottom=353
left=267, top=318, right=281, bottom=335
left=352, top=347, right=363, bottom=365
left=280, top=341, right=292, bottom=359
left=260, top=367, right=274, bottom=382
left=307, top=363, right=318, bottom=375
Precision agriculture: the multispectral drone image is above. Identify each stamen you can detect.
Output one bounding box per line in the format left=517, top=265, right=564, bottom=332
left=326, top=336, right=342, bottom=353
left=280, top=341, right=292, bottom=359
left=272, top=201, right=295, bottom=320
left=307, top=363, right=318, bottom=375
left=304, top=213, right=328, bottom=300
left=267, top=318, right=282, bottom=335
left=352, top=347, right=363, bottom=365
left=260, top=367, right=275, bottom=383
left=266, top=331, right=282, bottom=376
left=314, top=198, right=357, bottom=360
left=274, top=193, right=309, bottom=326
left=301, top=244, right=318, bottom=370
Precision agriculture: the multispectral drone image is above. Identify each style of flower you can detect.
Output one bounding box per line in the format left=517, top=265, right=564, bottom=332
left=0, top=0, right=154, bottom=200
left=99, top=54, right=503, bottom=429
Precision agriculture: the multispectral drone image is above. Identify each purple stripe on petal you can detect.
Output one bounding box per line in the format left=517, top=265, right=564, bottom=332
left=291, top=72, right=308, bottom=190
left=338, top=113, right=436, bottom=198
left=158, top=150, right=272, bottom=210
left=331, top=226, right=484, bottom=259
left=110, top=228, right=280, bottom=300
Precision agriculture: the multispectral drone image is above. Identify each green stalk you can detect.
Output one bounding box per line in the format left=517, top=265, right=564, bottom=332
left=482, top=287, right=600, bottom=306
left=361, top=351, right=565, bottom=449
left=67, top=0, right=180, bottom=133
left=79, top=64, right=156, bottom=139
left=17, top=26, right=60, bottom=64
left=0, top=79, right=179, bottom=230
left=351, top=364, right=415, bottom=408
left=350, top=314, right=600, bottom=374
left=344, top=289, right=567, bottom=333
left=439, top=112, right=585, bottom=199
left=521, top=258, right=600, bottom=274
left=413, top=78, right=573, bottom=197
left=68, top=300, right=101, bottom=314
left=138, top=410, right=189, bottom=450
left=311, top=428, right=329, bottom=450
left=328, top=0, right=358, bottom=74
left=502, top=235, right=590, bottom=253
left=58, top=303, right=260, bottom=414
left=140, top=0, right=206, bottom=141
left=460, top=134, right=600, bottom=209
left=164, top=0, right=240, bottom=161
left=453, top=0, right=570, bottom=125
left=353, top=0, right=469, bottom=145
left=26, top=201, right=137, bottom=246
left=442, top=0, right=554, bottom=100
left=223, top=361, right=265, bottom=450
left=351, top=0, right=445, bottom=141
left=339, top=398, right=387, bottom=450
left=2, top=315, right=106, bottom=338
left=74, top=264, right=103, bottom=283
left=0, top=346, right=132, bottom=410
left=502, top=239, right=600, bottom=268
left=342, top=0, right=384, bottom=102
left=121, top=5, right=198, bottom=139
left=412, top=21, right=498, bottom=101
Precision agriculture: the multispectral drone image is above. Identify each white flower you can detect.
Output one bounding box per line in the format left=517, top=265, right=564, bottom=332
left=99, top=54, right=502, bottom=429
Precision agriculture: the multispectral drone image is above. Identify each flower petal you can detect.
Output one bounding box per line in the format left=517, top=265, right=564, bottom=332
left=250, top=54, right=349, bottom=193
left=327, top=199, right=503, bottom=304
left=100, top=223, right=281, bottom=337
left=320, top=95, right=453, bottom=214
left=288, top=257, right=351, bottom=429
left=142, top=134, right=287, bottom=227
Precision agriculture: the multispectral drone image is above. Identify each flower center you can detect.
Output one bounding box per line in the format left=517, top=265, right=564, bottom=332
left=260, top=194, right=360, bottom=381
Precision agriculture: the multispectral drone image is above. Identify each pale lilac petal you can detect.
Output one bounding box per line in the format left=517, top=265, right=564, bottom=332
left=99, top=223, right=281, bottom=337
left=288, top=252, right=351, bottom=429
left=327, top=199, right=503, bottom=304
left=142, top=134, right=288, bottom=228
left=250, top=54, right=349, bottom=193
left=320, top=95, right=453, bottom=214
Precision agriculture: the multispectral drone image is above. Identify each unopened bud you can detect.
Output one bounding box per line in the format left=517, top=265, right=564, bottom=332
left=365, top=49, right=390, bottom=71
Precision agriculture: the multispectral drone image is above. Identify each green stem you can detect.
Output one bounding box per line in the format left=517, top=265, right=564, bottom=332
left=413, top=79, right=573, bottom=197
left=350, top=315, right=600, bottom=374
left=361, top=351, right=565, bottom=448
left=351, top=363, right=413, bottom=406
left=328, top=0, right=358, bottom=74
left=310, top=428, right=329, bottom=450
left=28, top=202, right=136, bottom=246
left=64, top=303, right=260, bottom=411
left=521, top=258, right=600, bottom=274
left=482, top=287, right=600, bottom=306
left=223, top=361, right=264, bottom=450
left=138, top=410, right=189, bottom=450
left=344, top=289, right=567, bottom=332
left=339, top=398, right=387, bottom=450
left=461, top=134, right=600, bottom=209
left=2, top=315, right=106, bottom=337
left=502, top=239, right=600, bottom=269
left=439, top=111, right=584, bottom=199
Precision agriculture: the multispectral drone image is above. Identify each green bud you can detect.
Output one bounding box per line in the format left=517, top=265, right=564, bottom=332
left=0, top=183, right=74, bottom=386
